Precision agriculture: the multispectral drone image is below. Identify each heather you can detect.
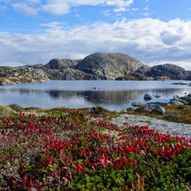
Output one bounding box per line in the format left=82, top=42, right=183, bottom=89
left=0, top=108, right=191, bottom=190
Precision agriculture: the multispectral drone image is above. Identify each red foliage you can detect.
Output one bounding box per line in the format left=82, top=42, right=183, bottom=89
left=75, top=163, right=85, bottom=174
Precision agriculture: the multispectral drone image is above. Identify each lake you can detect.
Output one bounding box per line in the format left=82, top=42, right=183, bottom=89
left=0, top=80, right=191, bottom=111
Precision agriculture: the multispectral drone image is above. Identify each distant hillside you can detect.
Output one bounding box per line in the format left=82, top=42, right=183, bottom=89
left=146, top=63, right=189, bottom=80
left=0, top=53, right=190, bottom=85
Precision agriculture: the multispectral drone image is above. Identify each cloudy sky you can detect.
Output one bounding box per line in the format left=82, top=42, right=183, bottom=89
left=0, top=0, right=191, bottom=69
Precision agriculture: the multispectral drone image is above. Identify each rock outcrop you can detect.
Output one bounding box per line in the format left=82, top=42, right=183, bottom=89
left=44, top=59, right=81, bottom=69
left=0, top=67, right=49, bottom=85
left=75, top=53, right=148, bottom=80
left=145, top=64, right=189, bottom=80
left=1, top=53, right=191, bottom=85
left=46, top=68, right=99, bottom=80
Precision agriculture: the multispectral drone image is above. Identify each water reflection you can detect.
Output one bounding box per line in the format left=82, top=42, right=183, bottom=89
left=0, top=87, right=189, bottom=108
left=1, top=80, right=191, bottom=110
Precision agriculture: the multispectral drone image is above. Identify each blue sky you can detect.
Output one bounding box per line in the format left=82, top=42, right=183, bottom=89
left=0, top=0, right=191, bottom=69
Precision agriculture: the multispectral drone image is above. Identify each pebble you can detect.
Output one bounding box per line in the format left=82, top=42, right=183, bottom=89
left=112, top=114, right=191, bottom=139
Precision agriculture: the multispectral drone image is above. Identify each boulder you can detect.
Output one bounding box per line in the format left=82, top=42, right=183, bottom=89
left=147, top=102, right=167, bottom=106
left=88, top=106, right=104, bottom=114
left=131, top=102, right=144, bottom=107
left=154, top=94, right=161, bottom=98
left=173, top=95, right=179, bottom=100
left=126, top=107, right=136, bottom=111
left=179, top=94, right=191, bottom=105
left=169, top=99, right=184, bottom=105
left=144, top=94, right=152, bottom=101
left=144, top=104, right=165, bottom=115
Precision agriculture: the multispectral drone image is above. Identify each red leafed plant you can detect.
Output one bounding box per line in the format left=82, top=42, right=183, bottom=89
left=0, top=110, right=191, bottom=190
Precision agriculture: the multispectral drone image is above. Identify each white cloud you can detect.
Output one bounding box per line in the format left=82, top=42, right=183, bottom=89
left=1, top=18, right=191, bottom=69
left=0, top=0, right=134, bottom=15
left=42, top=0, right=134, bottom=15
left=42, top=0, right=70, bottom=15
left=40, top=21, right=64, bottom=30
left=12, top=3, right=38, bottom=15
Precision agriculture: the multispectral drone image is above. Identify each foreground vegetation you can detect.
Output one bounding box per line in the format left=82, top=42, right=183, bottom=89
left=0, top=106, right=191, bottom=190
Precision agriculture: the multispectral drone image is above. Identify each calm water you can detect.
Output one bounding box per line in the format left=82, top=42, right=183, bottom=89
left=0, top=80, right=191, bottom=111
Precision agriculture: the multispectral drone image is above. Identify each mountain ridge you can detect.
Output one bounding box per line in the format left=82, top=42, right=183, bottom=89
left=0, top=52, right=190, bottom=85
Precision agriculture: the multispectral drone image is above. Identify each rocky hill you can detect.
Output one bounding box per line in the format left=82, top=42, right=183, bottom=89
left=75, top=53, right=148, bottom=80
left=0, top=53, right=190, bottom=85
left=0, top=67, right=49, bottom=85
left=146, top=63, right=189, bottom=80
left=44, top=59, right=81, bottom=69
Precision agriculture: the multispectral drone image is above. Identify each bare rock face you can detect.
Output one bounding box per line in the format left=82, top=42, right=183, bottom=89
left=146, top=64, right=188, bottom=80
left=45, top=59, right=81, bottom=69
left=75, top=53, right=146, bottom=80
left=46, top=68, right=100, bottom=80
left=0, top=67, right=49, bottom=85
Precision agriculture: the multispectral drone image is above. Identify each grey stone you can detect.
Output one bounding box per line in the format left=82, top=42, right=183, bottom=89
left=131, top=102, right=144, bottom=107
left=169, top=99, right=184, bottom=105
left=179, top=94, right=191, bottom=105
left=144, top=94, right=152, bottom=101
left=126, top=107, right=136, bottom=111
left=144, top=104, right=165, bottom=115
left=146, top=102, right=168, bottom=106
left=112, top=114, right=191, bottom=139
left=154, top=94, right=161, bottom=98
left=173, top=95, right=179, bottom=100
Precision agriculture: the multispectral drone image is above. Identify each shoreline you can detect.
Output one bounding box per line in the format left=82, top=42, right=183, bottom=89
left=1, top=79, right=191, bottom=86
left=1, top=102, right=191, bottom=123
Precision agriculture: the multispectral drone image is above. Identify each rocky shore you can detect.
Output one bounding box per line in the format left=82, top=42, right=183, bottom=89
left=128, top=93, right=191, bottom=116
left=0, top=67, right=49, bottom=85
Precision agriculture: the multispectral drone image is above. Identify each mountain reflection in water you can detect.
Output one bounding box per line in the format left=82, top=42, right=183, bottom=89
left=0, top=84, right=190, bottom=110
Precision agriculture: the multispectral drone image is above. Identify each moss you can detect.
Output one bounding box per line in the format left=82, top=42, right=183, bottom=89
left=88, top=106, right=120, bottom=119
left=0, top=105, right=15, bottom=117
left=9, top=104, right=24, bottom=112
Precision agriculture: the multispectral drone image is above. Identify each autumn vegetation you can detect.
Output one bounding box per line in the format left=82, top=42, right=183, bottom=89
left=0, top=107, right=191, bottom=190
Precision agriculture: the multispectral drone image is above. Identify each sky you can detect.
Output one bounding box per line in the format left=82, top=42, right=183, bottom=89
left=0, top=0, right=191, bottom=69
